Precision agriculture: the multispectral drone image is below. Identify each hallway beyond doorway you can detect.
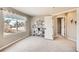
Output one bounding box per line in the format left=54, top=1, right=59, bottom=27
left=57, top=17, right=65, bottom=36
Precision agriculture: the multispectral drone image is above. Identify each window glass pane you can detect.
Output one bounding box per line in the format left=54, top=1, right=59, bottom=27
left=3, top=10, right=27, bottom=36
left=4, top=17, right=17, bottom=36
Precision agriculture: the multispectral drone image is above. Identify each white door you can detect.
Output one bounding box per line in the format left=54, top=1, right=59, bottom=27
left=61, top=18, right=65, bottom=36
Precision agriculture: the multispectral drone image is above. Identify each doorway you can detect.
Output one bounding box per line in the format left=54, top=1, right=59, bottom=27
left=57, top=17, right=65, bottom=36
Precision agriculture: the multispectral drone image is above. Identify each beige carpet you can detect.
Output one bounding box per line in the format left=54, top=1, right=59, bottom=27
left=2, top=36, right=76, bottom=52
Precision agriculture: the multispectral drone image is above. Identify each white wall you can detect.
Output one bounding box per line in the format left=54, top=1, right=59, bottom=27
left=44, top=16, right=53, bottom=39
left=77, top=8, right=79, bottom=51
left=0, top=9, right=4, bottom=48
left=66, top=11, right=76, bottom=41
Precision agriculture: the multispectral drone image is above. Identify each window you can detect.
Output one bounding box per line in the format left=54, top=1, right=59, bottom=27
left=3, top=10, right=27, bottom=36
left=17, top=17, right=26, bottom=32
left=4, top=18, right=17, bottom=35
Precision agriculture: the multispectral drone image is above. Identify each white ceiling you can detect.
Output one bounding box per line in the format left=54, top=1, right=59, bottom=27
left=13, top=7, right=75, bottom=16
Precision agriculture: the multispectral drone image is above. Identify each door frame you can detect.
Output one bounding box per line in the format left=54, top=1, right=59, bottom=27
left=56, top=16, right=66, bottom=37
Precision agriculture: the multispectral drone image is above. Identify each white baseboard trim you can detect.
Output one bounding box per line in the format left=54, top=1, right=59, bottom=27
left=0, top=35, right=29, bottom=51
